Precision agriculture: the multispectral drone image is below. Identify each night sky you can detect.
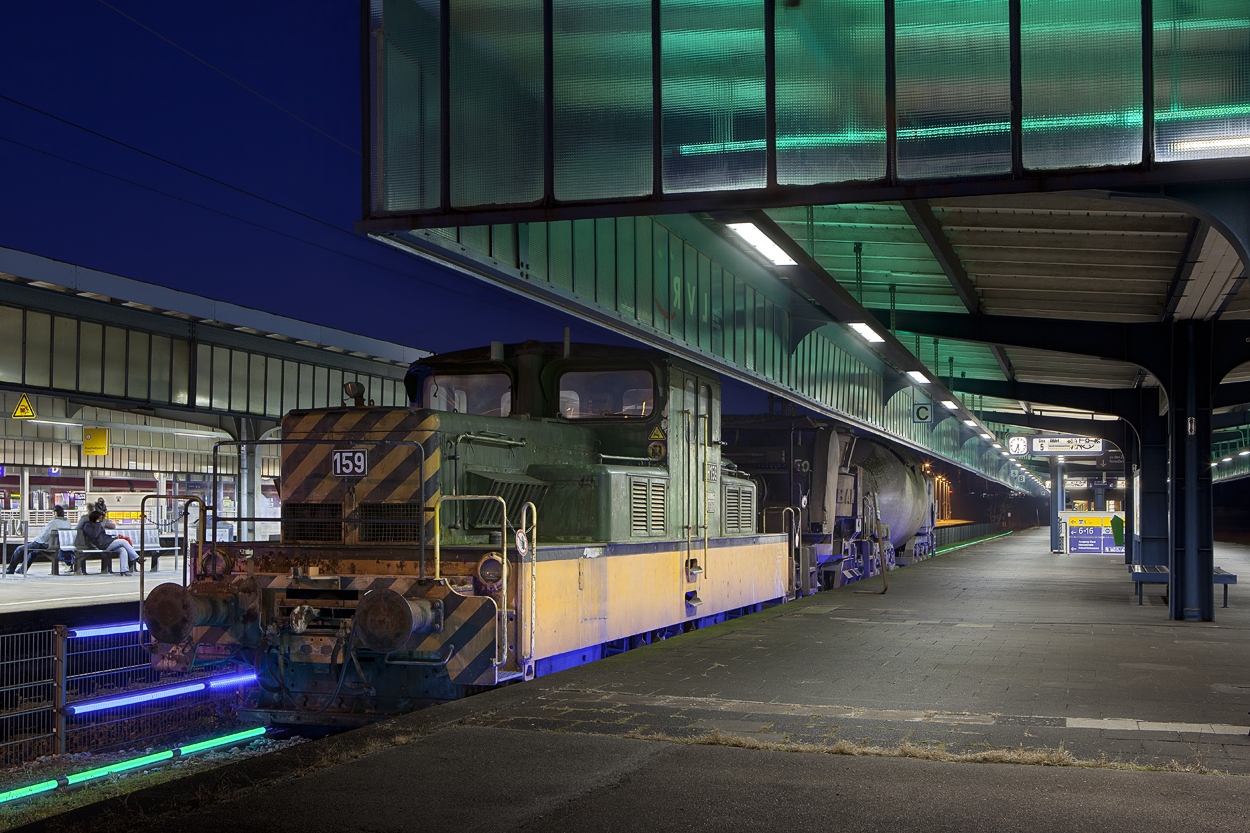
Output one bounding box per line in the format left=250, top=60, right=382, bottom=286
left=0, top=2, right=592, bottom=354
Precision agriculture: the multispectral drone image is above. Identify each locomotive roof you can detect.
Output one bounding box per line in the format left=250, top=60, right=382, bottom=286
left=411, top=341, right=701, bottom=375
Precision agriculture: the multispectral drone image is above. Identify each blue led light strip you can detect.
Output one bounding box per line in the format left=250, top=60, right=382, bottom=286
left=66, top=622, right=146, bottom=639
left=64, top=672, right=258, bottom=715
left=0, top=727, right=267, bottom=806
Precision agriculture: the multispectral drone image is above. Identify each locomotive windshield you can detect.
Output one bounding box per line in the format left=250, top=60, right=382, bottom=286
left=558, top=369, right=654, bottom=419
left=422, top=373, right=512, bottom=416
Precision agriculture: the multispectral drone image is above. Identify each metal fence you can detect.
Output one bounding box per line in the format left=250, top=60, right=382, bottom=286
left=0, top=625, right=247, bottom=768
left=934, top=522, right=1005, bottom=551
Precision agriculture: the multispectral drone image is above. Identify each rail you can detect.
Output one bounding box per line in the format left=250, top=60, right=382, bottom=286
left=433, top=494, right=509, bottom=669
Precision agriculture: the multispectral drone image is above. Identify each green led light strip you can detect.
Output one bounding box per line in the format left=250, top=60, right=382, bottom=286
left=0, top=726, right=267, bottom=807
left=935, top=530, right=1014, bottom=555
left=678, top=104, right=1250, bottom=156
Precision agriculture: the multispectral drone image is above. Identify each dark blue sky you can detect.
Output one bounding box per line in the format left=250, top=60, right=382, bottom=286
left=0, top=1, right=590, bottom=353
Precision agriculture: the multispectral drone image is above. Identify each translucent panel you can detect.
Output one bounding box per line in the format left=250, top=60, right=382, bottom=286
left=552, top=1, right=651, bottom=201
left=0, top=307, right=21, bottom=383
left=127, top=331, right=149, bottom=399
left=1154, top=0, right=1250, bottom=162
left=212, top=347, right=230, bottom=411
left=1022, top=0, right=1142, bottom=169
left=103, top=326, right=126, bottom=397
left=380, top=0, right=441, bottom=212
left=171, top=340, right=190, bottom=405
left=267, top=357, right=283, bottom=416
left=459, top=225, right=490, bottom=255
left=573, top=219, right=596, bottom=299
left=548, top=222, right=573, bottom=291
left=777, top=0, right=886, bottom=184
left=150, top=335, right=171, bottom=403
left=231, top=350, right=249, bottom=411
left=449, top=1, right=545, bottom=207
left=616, top=218, right=637, bottom=316
left=328, top=369, right=344, bottom=407
left=313, top=366, right=329, bottom=408
left=896, top=0, right=1011, bottom=179
left=491, top=225, right=517, bottom=266
left=595, top=218, right=616, bottom=308
left=25, top=312, right=51, bottom=388
left=298, top=365, right=313, bottom=410
left=78, top=321, right=102, bottom=393
left=250, top=354, right=266, bottom=415
left=52, top=317, right=77, bottom=390
left=662, top=0, right=766, bottom=192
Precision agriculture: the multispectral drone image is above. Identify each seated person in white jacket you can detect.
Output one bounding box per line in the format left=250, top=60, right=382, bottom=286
left=7, top=505, right=73, bottom=574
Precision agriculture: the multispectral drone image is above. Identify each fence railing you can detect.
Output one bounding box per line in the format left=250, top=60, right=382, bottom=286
left=0, top=624, right=250, bottom=768
left=933, top=522, right=1006, bottom=551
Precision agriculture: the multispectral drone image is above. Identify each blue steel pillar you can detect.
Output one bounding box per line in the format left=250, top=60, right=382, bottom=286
left=1093, top=485, right=1107, bottom=511
left=1122, top=434, right=1136, bottom=565
left=1049, top=457, right=1065, bottom=553
left=1138, top=405, right=1170, bottom=568
left=1168, top=320, right=1215, bottom=621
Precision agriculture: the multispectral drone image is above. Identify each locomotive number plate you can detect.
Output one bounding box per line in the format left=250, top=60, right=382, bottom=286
left=332, top=448, right=369, bottom=477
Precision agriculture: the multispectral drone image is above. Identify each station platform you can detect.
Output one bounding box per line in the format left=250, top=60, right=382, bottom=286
left=17, top=528, right=1250, bottom=833
left=0, top=558, right=183, bottom=632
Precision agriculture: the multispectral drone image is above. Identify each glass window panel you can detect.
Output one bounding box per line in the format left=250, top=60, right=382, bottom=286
left=313, top=366, right=329, bottom=408
left=573, top=219, right=596, bottom=299
left=653, top=227, right=671, bottom=334
left=595, top=218, right=616, bottom=308
left=683, top=243, right=699, bottom=345
left=491, top=225, right=517, bottom=266
left=711, top=265, right=724, bottom=357
left=284, top=360, right=299, bottom=413
left=52, top=317, right=77, bottom=390
left=744, top=286, right=756, bottom=370
left=25, top=312, right=51, bottom=388
left=266, top=357, right=283, bottom=416
left=553, top=0, right=652, bottom=200
left=150, top=335, right=171, bottom=403
left=103, top=326, right=126, bottom=397
left=459, top=225, right=490, bottom=255
left=635, top=218, right=653, bottom=326
left=196, top=344, right=212, bottom=408
left=380, top=0, right=441, bottom=212
left=1154, top=0, right=1250, bottom=162
left=734, top=277, right=746, bottom=364
left=250, top=354, right=266, bottom=414
left=548, top=221, right=574, bottom=291
left=1022, top=0, right=1142, bottom=169
left=616, top=218, right=636, bottom=317
left=662, top=0, right=766, bottom=192
left=527, top=222, right=549, bottom=281
left=698, top=254, right=711, bottom=351
left=127, top=331, right=149, bottom=399
left=212, top=346, right=231, bottom=411
left=171, top=340, right=190, bottom=405
left=231, top=350, right=249, bottom=411
left=0, top=307, right=21, bottom=384
left=896, top=0, right=1012, bottom=179
left=449, top=1, right=544, bottom=207
left=298, top=364, right=314, bottom=410
left=328, top=369, right=344, bottom=407
left=777, top=0, right=886, bottom=184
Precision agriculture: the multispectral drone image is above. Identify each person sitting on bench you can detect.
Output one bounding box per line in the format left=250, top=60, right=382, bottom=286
left=82, top=510, right=140, bottom=576
left=6, top=505, right=73, bottom=574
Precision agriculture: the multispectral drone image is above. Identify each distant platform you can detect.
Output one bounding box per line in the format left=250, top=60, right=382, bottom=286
left=0, top=556, right=186, bottom=618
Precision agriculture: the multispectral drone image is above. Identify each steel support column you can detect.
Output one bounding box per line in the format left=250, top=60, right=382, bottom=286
left=1050, top=457, right=1064, bottom=553
left=1122, top=432, right=1137, bottom=565
left=1139, top=406, right=1170, bottom=567
left=1168, top=321, right=1215, bottom=621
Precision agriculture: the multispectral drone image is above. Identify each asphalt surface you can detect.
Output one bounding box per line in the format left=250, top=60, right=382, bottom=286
left=16, top=528, right=1250, bottom=832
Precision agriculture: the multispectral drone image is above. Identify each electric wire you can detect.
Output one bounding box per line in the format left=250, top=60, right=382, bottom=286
left=95, top=0, right=359, bottom=155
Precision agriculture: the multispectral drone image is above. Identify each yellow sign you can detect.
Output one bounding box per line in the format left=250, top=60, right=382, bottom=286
left=11, top=394, right=35, bottom=420
left=648, top=425, right=666, bottom=441
left=83, top=428, right=110, bottom=456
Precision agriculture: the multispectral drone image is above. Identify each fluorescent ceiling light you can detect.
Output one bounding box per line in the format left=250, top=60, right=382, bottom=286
left=1001, top=451, right=1010, bottom=457
left=906, top=370, right=930, bottom=384
left=31, top=419, right=78, bottom=427
left=941, top=400, right=958, bottom=410
left=174, top=431, right=217, bottom=438
left=1169, top=136, right=1250, bottom=153
left=992, top=443, right=1002, bottom=449
left=1222, top=457, right=1233, bottom=463
left=963, top=419, right=977, bottom=427
left=847, top=322, right=885, bottom=343
left=1212, top=461, right=1220, bottom=467
left=980, top=432, right=992, bottom=439
left=726, top=223, right=796, bottom=265
left=1240, top=450, right=1250, bottom=457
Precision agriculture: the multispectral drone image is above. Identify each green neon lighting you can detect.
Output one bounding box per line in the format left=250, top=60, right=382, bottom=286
left=64, top=751, right=174, bottom=786
left=178, top=726, right=266, bottom=756
left=935, top=530, right=1013, bottom=555
left=678, top=102, right=1250, bottom=156
left=0, top=780, right=58, bottom=805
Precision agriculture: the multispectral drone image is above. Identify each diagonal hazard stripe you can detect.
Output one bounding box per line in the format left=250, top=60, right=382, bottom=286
left=284, top=411, right=376, bottom=501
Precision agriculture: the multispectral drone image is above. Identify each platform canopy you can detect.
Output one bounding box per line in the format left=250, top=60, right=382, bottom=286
left=363, top=0, right=1250, bottom=490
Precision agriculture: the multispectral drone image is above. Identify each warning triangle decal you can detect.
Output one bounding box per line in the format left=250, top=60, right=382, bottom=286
left=648, top=425, right=666, bottom=441
left=11, top=394, right=35, bottom=420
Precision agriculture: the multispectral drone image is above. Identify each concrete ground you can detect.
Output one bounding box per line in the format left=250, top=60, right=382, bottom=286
left=16, top=528, right=1250, bottom=832
left=0, top=557, right=186, bottom=618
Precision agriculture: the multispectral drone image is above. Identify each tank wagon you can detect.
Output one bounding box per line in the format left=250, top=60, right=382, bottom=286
left=143, top=343, right=789, bottom=726
left=723, top=416, right=936, bottom=593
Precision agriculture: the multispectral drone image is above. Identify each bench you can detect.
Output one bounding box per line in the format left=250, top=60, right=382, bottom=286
left=1128, top=564, right=1238, bottom=608
left=57, top=529, right=118, bottom=574
left=137, top=528, right=177, bottom=571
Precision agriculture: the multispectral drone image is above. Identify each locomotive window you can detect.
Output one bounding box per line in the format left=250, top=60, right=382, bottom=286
left=558, top=369, right=654, bottom=419
left=422, top=373, right=512, bottom=416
